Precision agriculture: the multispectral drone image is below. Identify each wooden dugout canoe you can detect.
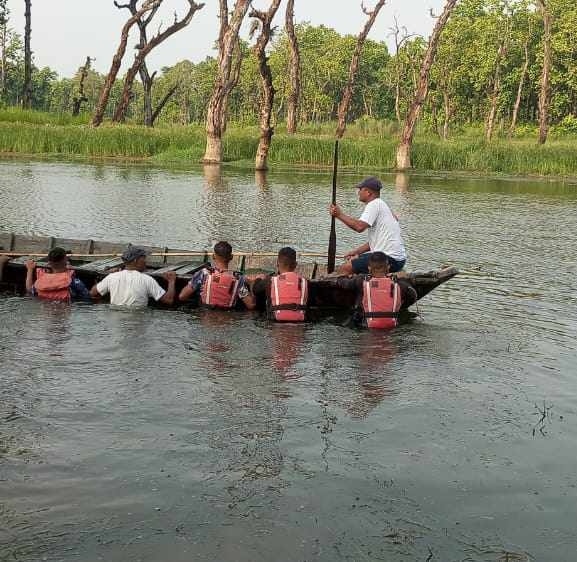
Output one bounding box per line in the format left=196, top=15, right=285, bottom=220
left=0, top=232, right=458, bottom=312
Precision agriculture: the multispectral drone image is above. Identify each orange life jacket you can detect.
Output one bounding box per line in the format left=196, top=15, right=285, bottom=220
left=200, top=269, right=241, bottom=309
left=361, top=276, right=401, bottom=330
left=270, top=272, right=308, bottom=322
left=34, top=269, right=75, bottom=302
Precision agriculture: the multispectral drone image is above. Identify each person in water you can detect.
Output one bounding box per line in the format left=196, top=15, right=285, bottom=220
left=326, top=252, right=417, bottom=330
left=90, top=246, right=176, bottom=307
left=251, top=247, right=309, bottom=322
left=25, top=247, right=90, bottom=302
left=329, top=176, right=406, bottom=275
left=178, top=241, right=255, bottom=310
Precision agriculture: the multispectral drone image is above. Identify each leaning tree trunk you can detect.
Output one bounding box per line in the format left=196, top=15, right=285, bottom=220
left=285, top=0, right=300, bottom=134
left=508, top=40, right=529, bottom=139
left=335, top=0, right=387, bottom=140
left=0, top=16, right=8, bottom=98
left=537, top=0, right=551, bottom=145
left=251, top=0, right=283, bottom=171
left=72, top=56, right=92, bottom=116
left=396, top=0, right=459, bottom=170
left=22, top=0, right=32, bottom=109
left=203, top=0, right=252, bottom=164
left=92, top=0, right=161, bottom=127
left=113, top=1, right=203, bottom=123
left=486, top=41, right=507, bottom=141
left=150, top=84, right=177, bottom=125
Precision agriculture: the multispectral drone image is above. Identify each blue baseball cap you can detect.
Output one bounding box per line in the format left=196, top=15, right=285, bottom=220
left=356, top=176, right=382, bottom=191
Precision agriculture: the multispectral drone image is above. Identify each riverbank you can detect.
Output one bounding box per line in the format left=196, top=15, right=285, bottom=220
left=2, top=111, right=577, bottom=178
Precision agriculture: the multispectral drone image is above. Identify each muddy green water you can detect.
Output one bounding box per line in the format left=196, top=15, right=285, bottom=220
left=1, top=160, right=577, bottom=562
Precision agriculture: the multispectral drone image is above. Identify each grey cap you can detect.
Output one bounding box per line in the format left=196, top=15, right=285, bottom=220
left=355, top=176, right=382, bottom=191
left=121, top=246, right=149, bottom=263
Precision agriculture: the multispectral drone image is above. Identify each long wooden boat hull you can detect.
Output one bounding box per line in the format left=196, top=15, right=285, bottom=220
left=0, top=233, right=458, bottom=313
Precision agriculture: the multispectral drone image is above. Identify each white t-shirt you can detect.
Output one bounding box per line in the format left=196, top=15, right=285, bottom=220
left=95, top=270, right=166, bottom=307
left=359, top=198, right=407, bottom=261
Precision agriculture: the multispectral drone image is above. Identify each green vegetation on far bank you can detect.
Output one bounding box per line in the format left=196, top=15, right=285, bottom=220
left=2, top=110, right=577, bottom=178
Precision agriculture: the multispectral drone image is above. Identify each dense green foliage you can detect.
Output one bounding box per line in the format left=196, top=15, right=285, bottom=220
left=0, top=0, right=576, bottom=136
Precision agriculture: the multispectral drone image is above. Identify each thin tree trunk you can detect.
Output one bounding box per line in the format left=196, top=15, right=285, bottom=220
left=336, top=0, right=386, bottom=139
left=92, top=0, right=161, bottom=127
left=151, top=84, right=177, bottom=125
left=0, top=16, right=7, bottom=99
left=508, top=40, right=529, bottom=139
left=396, top=0, right=459, bottom=170
left=203, top=0, right=252, bottom=164
left=72, top=56, right=92, bottom=116
left=285, top=0, right=300, bottom=134
left=113, top=1, right=204, bottom=123
left=536, top=0, right=551, bottom=145
left=485, top=41, right=507, bottom=142
left=22, top=0, right=32, bottom=109
left=251, top=0, right=282, bottom=171
left=442, top=88, right=452, bottom=140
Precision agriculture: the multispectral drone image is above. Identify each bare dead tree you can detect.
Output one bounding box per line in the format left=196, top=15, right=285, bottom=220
left=112, top=0, right=205, bottom=123
left=508, top=38, right=530, bottom=138
left=72, top=56, right=93, bottom=116
left=250, top=0, right=282, bottom=171
left=396, top=0, right=459, bottom=170
left=92, top=0, right=162, bottom=127
left=285, top=0, right=300, bottom=134
left=335, top=0, right=387, bottom=139
left=389, top=15, right=416, bottom=125
left=0, top=0, right=9, bottom=99
left=203, top=0, right=252, bottom=164
left=113, top=0, right=160, bottom=126
left=485, top=37, right=508, bottom=141
left=536, top=0, right=551, bottom=145
left=22, top=0, right=32, bottom=109
left=220, top=38, right=243, bottom=134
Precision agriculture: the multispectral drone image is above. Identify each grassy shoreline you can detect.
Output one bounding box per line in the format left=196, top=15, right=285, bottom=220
left=2, top=114, right=577, bottom=179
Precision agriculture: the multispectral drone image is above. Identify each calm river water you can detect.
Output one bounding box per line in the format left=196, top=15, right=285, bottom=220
left=1, top=159, right=576, bottom=562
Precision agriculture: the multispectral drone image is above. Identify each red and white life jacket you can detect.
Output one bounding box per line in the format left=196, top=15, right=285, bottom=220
left=270, top=272, right=308, bottom=322
left=361, top=276, right=401, bottom=330
left=34, top=269, right=75, bottom=302
left=200, top=269, right=241, bottom=310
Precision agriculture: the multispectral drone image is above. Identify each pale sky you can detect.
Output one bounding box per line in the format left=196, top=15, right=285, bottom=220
left=6, top=0, right=444, bottom=78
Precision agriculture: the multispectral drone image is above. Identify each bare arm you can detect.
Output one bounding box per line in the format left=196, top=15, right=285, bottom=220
left=178, top=283, right=196, bottom=302
left=25, top=260, right=36, bottom=293
left=159, top=272, right=176, bottom=305
left=241, top=294, right=256, bottom=311
left=329, top=204, right=369, bottom=233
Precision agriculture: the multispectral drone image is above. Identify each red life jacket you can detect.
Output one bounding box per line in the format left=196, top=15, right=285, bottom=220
left=34, top=269, right=75, bottom=302
left=270, top=272, right=308, bottom=322
left=200, top=269, right=241, bottom=310
left=361, top=276, right=401, bottom=330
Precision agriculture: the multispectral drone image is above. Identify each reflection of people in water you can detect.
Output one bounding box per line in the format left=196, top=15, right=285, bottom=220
left=270, top=322, right=306, bottom=378
left=346, top=332, right=399, bottom=419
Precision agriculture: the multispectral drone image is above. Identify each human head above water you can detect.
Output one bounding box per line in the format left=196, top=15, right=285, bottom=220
left=368, top=251, right=390, bottom=275
left=121, top=246, right=149, bottom=271
left=277, top=246, right=297, bottom=271
left=213, top=241, right=233, bottom=264
left=47, top=247, right=68, bottom=266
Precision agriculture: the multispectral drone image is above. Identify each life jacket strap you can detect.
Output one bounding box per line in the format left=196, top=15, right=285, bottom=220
left=364, top=311, right=399, bottom=319
left=271, top=303, right=307, bottom=311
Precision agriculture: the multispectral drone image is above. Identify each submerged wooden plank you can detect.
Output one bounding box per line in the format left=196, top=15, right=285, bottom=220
left=77, top=257, right=124, bottom=272
left=12, top=235, right=52, bottom=253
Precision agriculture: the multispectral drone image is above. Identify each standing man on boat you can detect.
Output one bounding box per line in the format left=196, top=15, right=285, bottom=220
left=90, top=246, right=176, bottom=307
left=329, top=176, right=406, bottom=275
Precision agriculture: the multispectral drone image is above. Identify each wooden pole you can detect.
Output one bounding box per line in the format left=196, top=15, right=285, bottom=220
left=327, top=140, right=339, bottom=273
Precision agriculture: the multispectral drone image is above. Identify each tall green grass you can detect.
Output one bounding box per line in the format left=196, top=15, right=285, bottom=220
left=1, top=111, right=577, bottom=177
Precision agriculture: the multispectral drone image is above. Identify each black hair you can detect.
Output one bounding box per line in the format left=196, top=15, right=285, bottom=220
left=277, top=246, right=297, bottom=267
left=368, top=251, right=390, bottom=270
left=213, top=241, right=233, bottom=260
left=47, top=247, right=67, bottom=263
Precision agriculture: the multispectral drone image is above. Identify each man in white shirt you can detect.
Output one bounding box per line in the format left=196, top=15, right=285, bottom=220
left=329, top=176, right=406, bottom=275
left=90, top=246, right=176, bottom=307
